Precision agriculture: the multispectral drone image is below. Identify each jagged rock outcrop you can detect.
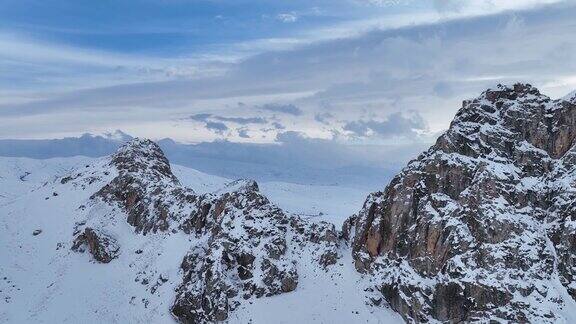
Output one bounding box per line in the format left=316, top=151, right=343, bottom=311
left=72, top=227, right=120, bottom=263
left=172, top=179, right=340, bottom=323
left=349, top=84, right=576, bottom=322
left=66, top=138, right=340, bottom=323
left=172, top=180, right=297, bottom=322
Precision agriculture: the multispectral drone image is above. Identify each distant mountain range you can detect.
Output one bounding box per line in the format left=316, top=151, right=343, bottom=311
left=0, top=130, right=422, bottom=188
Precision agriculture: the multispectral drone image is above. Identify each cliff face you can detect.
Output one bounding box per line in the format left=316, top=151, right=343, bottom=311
left=350, top=84, right=576, bottom=322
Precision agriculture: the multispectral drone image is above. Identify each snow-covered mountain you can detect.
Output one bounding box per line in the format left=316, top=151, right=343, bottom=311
left=0, top=138, right=398, bottom=323
left=0, top=156, right=92, bottom=202
left=3, top=84, right=576, bottom=323
left=348, top=84, right=576, bottom=322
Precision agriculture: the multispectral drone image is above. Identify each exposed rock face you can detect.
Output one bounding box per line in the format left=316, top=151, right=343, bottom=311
left=72, top=227, right=120, bottom=263
left=93, top=138, right=197, bottom=234
left=67, top=138, right=340, bottom=323
left=172, top=180, right=296, bottom=322
left=172, top=180, right=340, bottom=323
left=350, top=84, right=576, bottom=322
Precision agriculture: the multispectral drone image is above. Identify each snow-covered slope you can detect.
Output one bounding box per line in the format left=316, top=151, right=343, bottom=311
left=0, top=156, right=91, bottom=202
left=0, top=139, right=399, bottom=323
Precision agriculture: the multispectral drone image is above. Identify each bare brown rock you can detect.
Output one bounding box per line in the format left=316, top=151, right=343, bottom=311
left=72, top=228, right=119, bottom=263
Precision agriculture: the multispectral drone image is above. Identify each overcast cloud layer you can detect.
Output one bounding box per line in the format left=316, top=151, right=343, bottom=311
left=1, top=1, right=575, bottom=147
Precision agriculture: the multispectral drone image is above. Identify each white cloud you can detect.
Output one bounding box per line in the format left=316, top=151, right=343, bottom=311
left=276, top=13, right=299, bottom=23
left=432, top=0, right=563, bottom=13
left=342, top=112, right=428, bottom=139
left=0, top=31, right=229, bottom=94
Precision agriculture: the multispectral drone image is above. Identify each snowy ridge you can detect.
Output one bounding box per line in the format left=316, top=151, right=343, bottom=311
left=61, top=139, right=344, bottom=322
left=1, top=138, right=396, bottom=323
left=1, top=139, right=396, bottom=323
left=350, top=83, right=576, bottom=322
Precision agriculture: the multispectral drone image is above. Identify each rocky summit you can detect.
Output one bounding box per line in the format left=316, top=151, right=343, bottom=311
left=348, top=83, right=576, bottom=322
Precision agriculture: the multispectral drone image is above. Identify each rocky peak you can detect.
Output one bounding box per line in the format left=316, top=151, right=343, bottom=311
left=110, top=138, right=178, bottom=182
left=172, top=176, right=340, bottom=323
left=215, top=179, right=259, bottom=195
left=350, top=84, right=576, bottom=322
left=564, top=90, right=576, bottom=103
left=90, top=139, right=194, bottom=234
left=440, top=83, right=576, bottom=160
left=483, top=83, right=542, bottom=102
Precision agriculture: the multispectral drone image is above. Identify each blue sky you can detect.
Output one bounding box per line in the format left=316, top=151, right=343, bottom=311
left=0, top=0, right=575, bottom=145
left=0, top=0, right=426, bottom=54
